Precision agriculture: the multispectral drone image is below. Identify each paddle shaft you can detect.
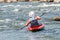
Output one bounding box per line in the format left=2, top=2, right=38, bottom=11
left=20, top=26, right=25, bottom=29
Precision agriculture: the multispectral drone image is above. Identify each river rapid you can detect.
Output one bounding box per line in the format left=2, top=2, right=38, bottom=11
left=0, top=2, right=60, bottom=40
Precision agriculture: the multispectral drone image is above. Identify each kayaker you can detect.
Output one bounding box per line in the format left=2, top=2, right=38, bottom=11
left=25, top=11, right=41, bottom=27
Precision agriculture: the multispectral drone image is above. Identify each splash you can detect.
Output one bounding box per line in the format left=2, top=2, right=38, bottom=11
left=13, top=9, right=19, bottom=12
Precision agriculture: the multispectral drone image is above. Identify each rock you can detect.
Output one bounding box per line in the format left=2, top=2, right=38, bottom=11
left=53, top=17, right=60, bottom=21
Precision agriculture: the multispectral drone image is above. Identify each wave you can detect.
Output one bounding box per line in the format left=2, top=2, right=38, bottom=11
left=0, top=20, right=5, bottom=22
left=5, top=19, right=12, bottom=23
left=13, top=9, right=19, bottom=12
left=0, top=25, right=8, bottom=28
left=1, top=3, right=60, bottom=9
left=2, top=5, right=14, bottom=7
left=37, top=3, right=60, bottom=7
left=0, top=19, right=12, bottom=23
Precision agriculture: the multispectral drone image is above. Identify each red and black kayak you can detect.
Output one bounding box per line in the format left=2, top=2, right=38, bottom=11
left=28, top=24, right=44, bottom=31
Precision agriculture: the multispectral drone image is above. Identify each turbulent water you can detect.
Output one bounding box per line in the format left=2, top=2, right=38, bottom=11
left=0, top=2, right=60, bottom=40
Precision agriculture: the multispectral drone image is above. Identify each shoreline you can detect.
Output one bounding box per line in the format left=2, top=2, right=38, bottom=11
left=0, top=0, right=60, bottom=3
left=0, top=1, right=60, bottom=3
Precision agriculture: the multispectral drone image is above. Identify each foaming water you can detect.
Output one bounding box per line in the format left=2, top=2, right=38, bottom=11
left=13, top=9, right=19, bottom=12
left=0, top=2, right=60, bottom=40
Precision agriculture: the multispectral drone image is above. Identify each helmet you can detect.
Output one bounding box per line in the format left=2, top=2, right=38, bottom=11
left=29, top=11, right=35, bottom=17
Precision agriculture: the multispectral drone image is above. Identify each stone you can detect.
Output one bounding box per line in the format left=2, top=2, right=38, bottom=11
left=0, top=0, right=4, bottom=2
left=54, top=0, right=60, bottom=2
left=53, top=17, right=60, bottom=21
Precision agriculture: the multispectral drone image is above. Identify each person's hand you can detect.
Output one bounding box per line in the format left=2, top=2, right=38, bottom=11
left=25, top=24, right=28, bottom=26
left=36, top=16, right=41, bottom=20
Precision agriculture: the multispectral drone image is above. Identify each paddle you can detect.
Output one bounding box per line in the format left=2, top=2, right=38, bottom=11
left=19, top=13, right=45, bottom=30
left=20, top=26, right=26, bottom=29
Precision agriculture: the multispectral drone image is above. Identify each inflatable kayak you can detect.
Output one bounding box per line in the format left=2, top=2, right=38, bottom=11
left=28, top=24, right=44, bottom=31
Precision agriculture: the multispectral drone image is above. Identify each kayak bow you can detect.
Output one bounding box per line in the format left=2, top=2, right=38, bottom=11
left=28, top=24, right=44, bottom=31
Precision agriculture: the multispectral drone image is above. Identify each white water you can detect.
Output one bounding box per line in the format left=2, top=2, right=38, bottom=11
left=0, top=2, right=60, bottom=40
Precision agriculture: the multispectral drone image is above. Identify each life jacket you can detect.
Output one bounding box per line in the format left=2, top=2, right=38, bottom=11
left=29, top=17, right=39, bottom=27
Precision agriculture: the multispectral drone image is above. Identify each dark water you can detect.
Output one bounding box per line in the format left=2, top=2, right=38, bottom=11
left=0, top=2, right=60, bottom=40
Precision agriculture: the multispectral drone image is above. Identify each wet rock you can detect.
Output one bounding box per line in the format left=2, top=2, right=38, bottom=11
left=53, top=17, right=60, bottom=21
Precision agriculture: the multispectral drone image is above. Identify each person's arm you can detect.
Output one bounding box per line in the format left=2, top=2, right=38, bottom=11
left=25, top=19, right=31, bottom=26
left=35, top=16, right=41, bottom=20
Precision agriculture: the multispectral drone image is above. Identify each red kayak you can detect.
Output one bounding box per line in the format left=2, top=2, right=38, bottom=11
left=28, top=24, right=44, bottom=31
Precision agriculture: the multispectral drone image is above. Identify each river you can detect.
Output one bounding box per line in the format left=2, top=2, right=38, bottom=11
left=0, top=2, right=60, bottom=40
